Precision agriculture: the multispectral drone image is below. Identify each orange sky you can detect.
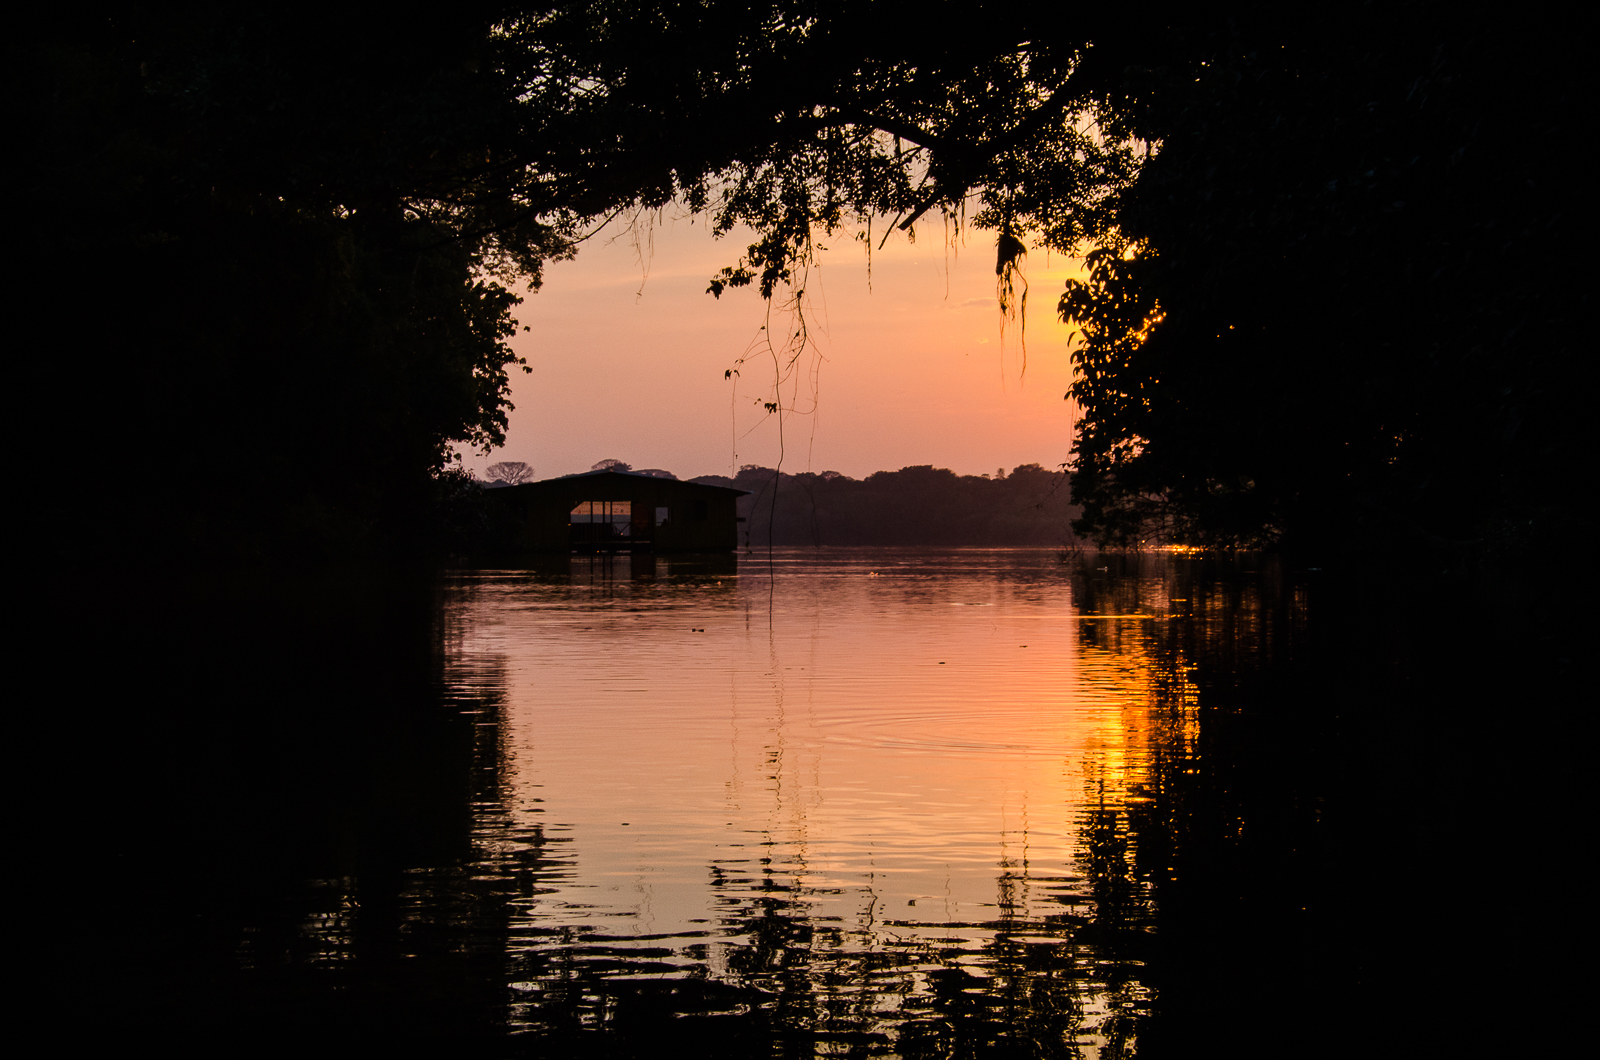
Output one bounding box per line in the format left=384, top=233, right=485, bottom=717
left=462, top=214, right=1085, bottom=482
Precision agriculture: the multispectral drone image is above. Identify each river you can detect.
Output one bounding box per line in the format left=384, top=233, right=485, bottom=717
left=63, top=548, right=1577, bottom=1057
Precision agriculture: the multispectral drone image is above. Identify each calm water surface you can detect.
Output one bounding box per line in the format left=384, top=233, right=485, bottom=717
left=79, top=547, right=1572, bottom=1057
left=438, top=550, right=1182, bottom=1051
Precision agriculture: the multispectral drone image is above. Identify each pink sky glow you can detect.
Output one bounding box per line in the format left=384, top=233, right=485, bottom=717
left=461, top=213, right=1086, bottom=482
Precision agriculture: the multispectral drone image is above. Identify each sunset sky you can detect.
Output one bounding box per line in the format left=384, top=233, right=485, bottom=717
left=462, top=213, right=1085, bottom=482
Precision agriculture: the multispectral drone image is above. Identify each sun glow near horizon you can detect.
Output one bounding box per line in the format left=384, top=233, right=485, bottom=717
left=464, top=216, right=1086, bottom=484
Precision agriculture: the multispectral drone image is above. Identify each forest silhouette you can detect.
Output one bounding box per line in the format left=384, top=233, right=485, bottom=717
left=698, top=464, right=1081, bottom=548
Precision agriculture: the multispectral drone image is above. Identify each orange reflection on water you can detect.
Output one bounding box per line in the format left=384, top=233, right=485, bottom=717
left=445, top=550, right=1191, bottom=938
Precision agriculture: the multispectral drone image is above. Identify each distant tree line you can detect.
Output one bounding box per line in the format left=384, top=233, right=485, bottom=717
left=692, top=464, right=1079, bottom=548
left=457, top=462, right=1078, bottom=550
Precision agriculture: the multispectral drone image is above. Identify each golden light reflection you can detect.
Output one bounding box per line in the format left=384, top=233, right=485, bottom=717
left=444, top=557, right=1184, bottom=928
left=439, top=549, right=1212, bottom=1049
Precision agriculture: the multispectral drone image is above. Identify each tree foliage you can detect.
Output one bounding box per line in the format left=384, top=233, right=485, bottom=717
left=526, top=3, right=1150, bottom=294
left=1055, top=6, right=1582, bottom=551
left=541, top=1, right=1579, bottom=553
left=21, top=6, right=577, bottom=558
left=486, top=462, right=535, bottom=486
left=23, top=4, right=1578, bottom=558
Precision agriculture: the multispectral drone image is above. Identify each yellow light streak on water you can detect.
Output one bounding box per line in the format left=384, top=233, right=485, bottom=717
left=442, top=550, right=1186, bottom=961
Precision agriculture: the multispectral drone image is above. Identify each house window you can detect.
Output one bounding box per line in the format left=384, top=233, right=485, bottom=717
left=655, top=506, right=670, bottom=525
left=570, top=500, right=631, bottom=524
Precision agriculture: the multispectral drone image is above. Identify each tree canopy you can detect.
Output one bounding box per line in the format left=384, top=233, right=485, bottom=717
left=1053, top=7, right=1582, bottom=552
left=22, top=6, right=574, bottom=557
left=547, top=1, right=1581, bottom=554
left=23, top=3, right=1578, bottom=559
left=486, top=462, right=535, bottom=486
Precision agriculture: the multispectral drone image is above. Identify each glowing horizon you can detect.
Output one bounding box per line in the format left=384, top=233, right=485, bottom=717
left=462, top=214, right=1085, bottom=483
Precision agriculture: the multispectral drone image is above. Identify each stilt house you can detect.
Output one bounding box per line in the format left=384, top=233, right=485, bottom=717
left=488, top=469, right=749, bottom=552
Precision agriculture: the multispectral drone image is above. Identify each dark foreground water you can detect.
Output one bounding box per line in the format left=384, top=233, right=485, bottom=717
left=46, top=549, right=1581, bottom=1057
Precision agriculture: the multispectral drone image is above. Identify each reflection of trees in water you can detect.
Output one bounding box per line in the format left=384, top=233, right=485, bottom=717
left=81, top=573, right=526, bottom=1054
left=1058, top=550, right=1320, bottom=1053
left=488, top=826, right=1153, bottom=1056
left=119, top=556, right=1571, bottom=1054
left=248, top=647, right=522, bottom=1048
left=194, top=557, right=1267, bottom=1055
left=478, top=553, right=1580, bottom=1057
left=194, top=556, right=1319, bottom=1055
left=1067, top=552, right=1425, bottom=1056
left=438, top=561, right=1174, bottom=1055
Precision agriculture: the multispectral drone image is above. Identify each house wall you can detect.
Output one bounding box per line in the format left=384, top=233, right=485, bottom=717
left=492, top=477, right=743, bottom=552
left=653, top=491, right=740, bottom=552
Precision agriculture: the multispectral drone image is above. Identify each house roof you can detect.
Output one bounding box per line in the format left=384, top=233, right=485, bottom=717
left=500, top=469, right=750, bottom=496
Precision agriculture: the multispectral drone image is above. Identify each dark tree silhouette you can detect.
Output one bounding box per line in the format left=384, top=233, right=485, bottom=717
left=692, top=464, right=1078, bottom=547
left=22, top=4, right=1576, bottom=559
left=485, top=462, right=534, bottom=486
left=532, top=2, right=1579, bottom=554
left=1055, top=7, right=1581, bottom=552
left=20, top=7, right=582, bottom=559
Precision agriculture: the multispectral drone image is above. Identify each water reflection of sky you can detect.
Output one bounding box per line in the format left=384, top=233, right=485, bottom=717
left=437, top=549, right=1190, bottom=1049
left=85, top=548, right=1566, bottom=1056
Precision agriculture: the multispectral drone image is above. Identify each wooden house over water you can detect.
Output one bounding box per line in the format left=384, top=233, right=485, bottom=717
left=487, top=469, right=749, bottom=552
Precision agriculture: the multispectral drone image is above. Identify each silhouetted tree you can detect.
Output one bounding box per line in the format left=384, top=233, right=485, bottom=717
left=20, top=7, right=582, bottom=559
left=1056, top=6, right=1581, bottom=552
left=486, top=462, right=534, bottom=486
left=537, top=2, right=1579, bottom=554
left=22, top=5, right=1576, bottom=559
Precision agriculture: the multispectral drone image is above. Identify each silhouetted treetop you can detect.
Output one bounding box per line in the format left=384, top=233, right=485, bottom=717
left=548, top=2, right=1579, bottom=553
left=22, top=6, right=583, bottom=558
left=527, top=2, right=1579, bottom=551
left=1054, top=6, right=1581, bottom=551
left=691, top=464, right=1076, bottom=547
left=486, top=462, right=535, bottom=486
